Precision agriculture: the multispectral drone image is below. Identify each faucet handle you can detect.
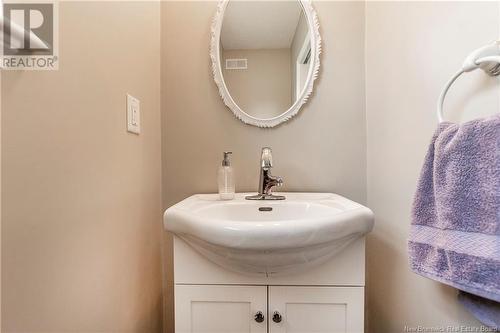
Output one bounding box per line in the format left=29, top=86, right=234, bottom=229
left=261, top=147, right=273, bottom=169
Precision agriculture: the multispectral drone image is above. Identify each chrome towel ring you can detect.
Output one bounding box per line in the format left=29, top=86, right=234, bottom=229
left=437, top=41, right=500, bottom=123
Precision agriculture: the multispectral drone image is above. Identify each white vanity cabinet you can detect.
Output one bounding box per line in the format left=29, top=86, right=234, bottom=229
left=268, top=286, right=364, bottom=333
left=173, top=236, right=367, bottom=333
left=175, top=285, right=267, bottom=333
left=175, top=284, right=363, bottom=333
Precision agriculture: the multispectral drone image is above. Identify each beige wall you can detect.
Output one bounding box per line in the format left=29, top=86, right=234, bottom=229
left=161, top=1, right=366, bottom=331
left=222, top=48, right=292, bottom=118
left=365, top=2, right=500, bottom=332
left=1, top=2, right=162, bottom=331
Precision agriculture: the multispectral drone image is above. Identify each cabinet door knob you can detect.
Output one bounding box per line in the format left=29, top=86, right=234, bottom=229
left=272, top=311, right=282, bottom=323
left=254, top=311, right=265, bottom=323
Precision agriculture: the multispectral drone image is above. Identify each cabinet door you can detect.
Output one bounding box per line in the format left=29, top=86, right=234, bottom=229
left=175, top=285, right=267, bottom=333
left=269, top=286, right=364, bottom=333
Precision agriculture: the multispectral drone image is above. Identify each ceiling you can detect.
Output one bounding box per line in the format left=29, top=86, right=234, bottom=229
left=221, top=1, right=303, bottom=50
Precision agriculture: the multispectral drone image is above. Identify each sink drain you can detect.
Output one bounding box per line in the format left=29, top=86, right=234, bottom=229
left=258, top=207, right=273, bottom=212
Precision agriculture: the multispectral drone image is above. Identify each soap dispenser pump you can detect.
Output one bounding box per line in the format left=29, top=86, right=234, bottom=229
left=218, top=151, right=235, bottom=200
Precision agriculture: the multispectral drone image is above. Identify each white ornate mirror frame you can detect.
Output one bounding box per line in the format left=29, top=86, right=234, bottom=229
left=210, top=0, right=322, bottom=128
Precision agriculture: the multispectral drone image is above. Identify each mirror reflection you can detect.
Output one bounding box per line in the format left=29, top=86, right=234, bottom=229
left=220, top=1, right=312, bottom=119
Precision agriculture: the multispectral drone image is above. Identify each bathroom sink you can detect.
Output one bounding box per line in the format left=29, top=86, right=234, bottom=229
left=163, top=193, right=374, bottom=275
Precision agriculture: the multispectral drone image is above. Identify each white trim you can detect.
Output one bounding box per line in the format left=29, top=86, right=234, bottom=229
left=296, top=34, right=311, bottom=100
left=297, top=34, right=312, bottom=65
left=210, top=0, right=322, bottom=128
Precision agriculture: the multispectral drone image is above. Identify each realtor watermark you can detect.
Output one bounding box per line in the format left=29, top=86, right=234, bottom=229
left=404, top=325, right=497, bottom=332
left=1, top=0, right=58, bottom=70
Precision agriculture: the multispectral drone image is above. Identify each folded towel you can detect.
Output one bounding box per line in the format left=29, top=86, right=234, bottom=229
left=458, top=291, right=500, bottom=330
left=408, top=114, right=500, bottom=327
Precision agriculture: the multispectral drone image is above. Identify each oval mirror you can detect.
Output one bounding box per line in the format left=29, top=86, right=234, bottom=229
left=210, top=0, right=321, bottom=127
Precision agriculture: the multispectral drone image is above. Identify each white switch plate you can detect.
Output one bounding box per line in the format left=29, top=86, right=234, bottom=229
left=127, top=94, right=140, bottom=134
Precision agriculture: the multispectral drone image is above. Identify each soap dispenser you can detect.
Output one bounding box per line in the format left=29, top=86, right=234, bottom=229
left=218, top=151, right=235, bottom=200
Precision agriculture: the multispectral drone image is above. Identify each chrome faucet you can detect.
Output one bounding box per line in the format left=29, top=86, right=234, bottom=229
left=246, top=147, right=285, bottom=200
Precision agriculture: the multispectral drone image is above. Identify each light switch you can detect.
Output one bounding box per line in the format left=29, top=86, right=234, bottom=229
left=127, top=94, right=140, bottom=134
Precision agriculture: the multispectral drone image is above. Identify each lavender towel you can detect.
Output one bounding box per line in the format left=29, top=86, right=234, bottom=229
left=408, top=114, right=500, bottom=328
left=458, top=291, right=500, bottom=329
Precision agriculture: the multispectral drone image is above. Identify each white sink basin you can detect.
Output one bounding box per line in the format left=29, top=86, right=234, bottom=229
left=164, top=193, right=374, bottom=275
